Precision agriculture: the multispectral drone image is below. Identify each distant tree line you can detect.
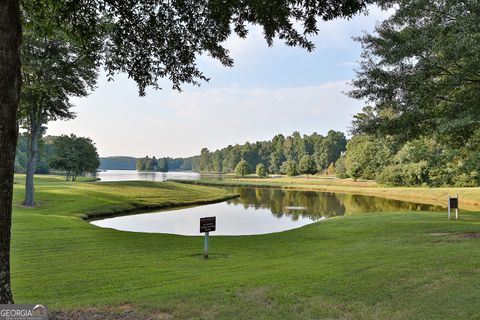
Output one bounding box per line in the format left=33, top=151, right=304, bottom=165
left=99, top=156, right=194, bottom=171
left=192, top=130, right=347, bottom=176
left=136, top=156, right=168, bottom=172
left=99, top=157, right=137, bottom=170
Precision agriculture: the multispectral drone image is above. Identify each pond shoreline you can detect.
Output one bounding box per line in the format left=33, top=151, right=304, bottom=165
left=171, top=179, right=467, bottom=211
left=83, top=193, right=240, bottom=222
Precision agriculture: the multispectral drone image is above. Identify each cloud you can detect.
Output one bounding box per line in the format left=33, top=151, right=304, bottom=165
left=47, top=80, right=362, bottom=157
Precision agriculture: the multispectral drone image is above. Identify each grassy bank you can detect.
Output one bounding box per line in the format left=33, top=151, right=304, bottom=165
left=11, top=175, right=480, bottom=319
left=177, top=176, right=480, bottom=211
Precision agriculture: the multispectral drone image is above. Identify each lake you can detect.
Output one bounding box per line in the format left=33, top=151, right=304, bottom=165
left=95, top=169, right=226, bottom=182
left=95, top=170, right=201, bottom=182
left=91, top=186, right=443, bottom=236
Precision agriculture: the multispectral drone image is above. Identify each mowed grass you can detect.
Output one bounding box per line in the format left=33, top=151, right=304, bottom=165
left=10, top=175, right=480, bottom=319
left=183, top=175, right=480, bottom=211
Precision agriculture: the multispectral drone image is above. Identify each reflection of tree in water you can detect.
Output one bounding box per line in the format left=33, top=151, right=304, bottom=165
left=338, top=193, right=443, bottom=215
left=225, top=187, right=442, bottom=220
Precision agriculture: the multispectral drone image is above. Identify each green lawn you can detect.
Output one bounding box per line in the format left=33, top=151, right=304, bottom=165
left=11, top=175, right=480, bottom=319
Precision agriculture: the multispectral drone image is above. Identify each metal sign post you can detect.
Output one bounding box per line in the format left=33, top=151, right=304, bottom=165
left=455, top=193, right=459, bottom=220
left=200, top=216, right=216, bottom=259
left=448, top=194, right=451, bottom=220
left=204, top=231, right=209, bottom=258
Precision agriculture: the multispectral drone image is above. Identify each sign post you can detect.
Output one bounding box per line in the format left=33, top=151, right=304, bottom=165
left=448, top=194, right=459, bottom=220
left=200, top=216, right=216, bottom=259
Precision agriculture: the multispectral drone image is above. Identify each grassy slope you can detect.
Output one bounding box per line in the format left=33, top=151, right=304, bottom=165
left=180, top=176, right=480, bottom=211
left=11, top=175, right=480, bottom=319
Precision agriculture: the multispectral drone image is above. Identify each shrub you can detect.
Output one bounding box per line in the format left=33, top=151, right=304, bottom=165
left=256, top=163, right=267, bottom=178
left=377, top=161, right=429, bottom=186
left=281, top=160, right=298, bottom=177
left=234, top=160, right=250, bottom=177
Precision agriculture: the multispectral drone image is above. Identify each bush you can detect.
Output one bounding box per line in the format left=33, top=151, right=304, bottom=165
left=256, top=163, right=267, bottom=178
left=327, top=162, right=335, bottom=175
left=377, top=161, right=429, bottom=186
left=281, top=160, right=298, bottom=177
left=234, top=160, right=250, bottom=177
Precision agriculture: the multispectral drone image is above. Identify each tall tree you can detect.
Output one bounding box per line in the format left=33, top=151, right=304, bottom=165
left=298, top=154, right=316, bottom=178
left=19, top=29, right=98, bottom=206
left=350, top=0, right=480, bottom=145
left=1, top=0, right=369, bottom=304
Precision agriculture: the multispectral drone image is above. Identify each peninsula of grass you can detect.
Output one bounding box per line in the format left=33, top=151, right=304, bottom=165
left=11, top=175, right=480, bottom=319
left=176, top=175, right=480, bottom=211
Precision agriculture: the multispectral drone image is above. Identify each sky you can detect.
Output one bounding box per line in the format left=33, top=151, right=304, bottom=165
left=46, top=6, right=392, bottom=158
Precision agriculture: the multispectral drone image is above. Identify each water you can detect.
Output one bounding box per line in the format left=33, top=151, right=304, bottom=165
left=91, top=187, right=442, bottom=236
left=96, top=170, right=201, bottom=182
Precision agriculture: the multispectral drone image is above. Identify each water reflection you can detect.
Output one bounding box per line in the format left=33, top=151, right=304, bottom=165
left=91, top=187, right=442, bottom=236
left=225, top=187, right=442, bottom=219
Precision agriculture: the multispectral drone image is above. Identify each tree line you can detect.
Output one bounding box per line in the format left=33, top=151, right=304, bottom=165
left=99, top=156, right=193, bottom=171
left=190, top=130, right=347, bottom=176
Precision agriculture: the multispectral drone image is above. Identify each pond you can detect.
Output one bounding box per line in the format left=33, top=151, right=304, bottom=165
left=91, top=187, right=443, bottom=236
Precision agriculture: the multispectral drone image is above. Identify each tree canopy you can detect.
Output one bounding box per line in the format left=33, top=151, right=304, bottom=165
left=49, top=134, right=100, bottom=181
left=234, top=160, right=250, bottom=177
left=349, top=0, right=480, bottom=145
left=22, top=0, right=371, bottom=95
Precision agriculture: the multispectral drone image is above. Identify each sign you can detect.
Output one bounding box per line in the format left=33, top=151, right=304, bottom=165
left=0, top=304, right=48, bottom=320
left=449, top=197, right=458, bottom=209
left=448, top=194, right=459, bottom=221
left=200, top=216, right=216, bottom=233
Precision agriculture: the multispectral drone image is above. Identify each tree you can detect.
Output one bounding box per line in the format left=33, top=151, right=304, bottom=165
left=335, top=157, right=347, bottom=179
left=136, top=156, right=149, bottom=171
left=1, top=0, right=370, bottom=304
left=234, top=160, right=250, bottom=178
left=281, top=160, right=299, bottom=177
left=158, top=158, right=168, bottom=172
left=49, top=135, right=99, bottom=181
left=327, top=163, right=336, bottom=176
left=269, top=134, right=286, bottom=173
left=349, top=0, right=480, bottom=145
left=344, top=135, right=394, bottom=180
left=19, top=29, right=98, bottom=207
left=298, top=155, right=316, bottom=177
left=256, top=163, right=267, bottom=178
left=199, top=148, right=211, bottom=173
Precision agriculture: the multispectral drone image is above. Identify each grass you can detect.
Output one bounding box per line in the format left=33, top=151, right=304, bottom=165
left=11, top=174, right=480, bottom=319
left=178, top=175, right=480, bottom=211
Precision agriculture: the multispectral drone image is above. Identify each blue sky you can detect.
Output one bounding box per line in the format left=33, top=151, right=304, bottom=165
left=47, top=6, right=392, bottom=158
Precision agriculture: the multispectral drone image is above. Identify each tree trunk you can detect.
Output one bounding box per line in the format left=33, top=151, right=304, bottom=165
left=0, top=0, right=21, bottom=304
left=23, top=125, right=41, bottom=207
